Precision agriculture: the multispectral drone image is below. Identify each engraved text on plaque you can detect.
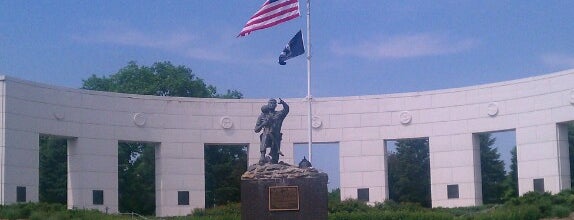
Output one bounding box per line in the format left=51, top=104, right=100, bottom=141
left=268, top=186, right=299, bottom=211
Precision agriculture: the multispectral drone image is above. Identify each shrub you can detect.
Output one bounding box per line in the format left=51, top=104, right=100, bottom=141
left=0, top=203, right=36, bottom=219
left=329, top=199, right=370, bottom=213
left=551, top=189, right=574, bottom=210
left=192, top=208, right=206, bottom=217
left=328, top=188, right=342, bottom=210
left=188, top=203, right=240, bottom=219
left=30, top=211, right=50, bottom=220
left=0, top=207, right=23, bottom=220
left=436, top=205, right=494, bottom=218
left=205, top=203, right=240, bottom=216
left=329, top=210, right=454, bottom=220
left=374, top=200, right=399, bottom=211
left=472, top=205, right=541, bottom=220
left=550, top=205, right=570, bottom=218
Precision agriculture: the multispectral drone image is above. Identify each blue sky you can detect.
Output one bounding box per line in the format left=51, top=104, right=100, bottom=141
left=294, top=143, right=340, bottom=191
left=2, top=1, right=574, bottom=99
left=2, top=1, right=542, bottom=191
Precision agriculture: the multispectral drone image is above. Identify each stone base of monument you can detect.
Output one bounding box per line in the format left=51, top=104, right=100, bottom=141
left=241, top=163, right=328, bottom=220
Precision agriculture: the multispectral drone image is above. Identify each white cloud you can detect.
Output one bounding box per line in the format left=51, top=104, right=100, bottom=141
left=74, top=28, right=195, bottom=49
left=72, top=25, right=237, bottom=62
left=184, top=48, right=231, bottom=62
left=331, top=33, right=479, bottom=59
left=541, top=53, right=574, bottom=69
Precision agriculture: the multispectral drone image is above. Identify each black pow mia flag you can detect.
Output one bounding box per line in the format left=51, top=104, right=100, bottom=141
left=278, top=30, right=305, bottom=65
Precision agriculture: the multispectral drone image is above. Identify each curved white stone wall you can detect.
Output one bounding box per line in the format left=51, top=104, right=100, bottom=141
left=1, top=69, right=574, bottom=216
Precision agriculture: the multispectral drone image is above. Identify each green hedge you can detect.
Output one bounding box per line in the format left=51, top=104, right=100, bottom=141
left=3, top=190, right=574, bottom=219
left=0, top=203, right=133, bottom=220
left=330, top=211, right=454, bottom=220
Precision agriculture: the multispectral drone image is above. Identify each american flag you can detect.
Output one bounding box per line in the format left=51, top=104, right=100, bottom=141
left=237, top=0, right=300, bottom=37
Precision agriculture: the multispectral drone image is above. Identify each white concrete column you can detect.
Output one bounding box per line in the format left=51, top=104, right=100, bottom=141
left=430, top=134, right=482, bottom=208
left=516, top=123, right=570, bottom=195
left=339, top=140, right=386, bottom=204
left=67, top=138, right=118, bottom=213
left=155, top=142, right=204, bottom=217
left=2, top=130, right=39, bottom=204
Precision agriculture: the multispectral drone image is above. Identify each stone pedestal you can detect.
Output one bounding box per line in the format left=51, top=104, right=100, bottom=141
left=241, top=163, right=328, bottom=220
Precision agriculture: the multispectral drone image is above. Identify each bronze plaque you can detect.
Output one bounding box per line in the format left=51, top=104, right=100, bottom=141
left=268, top=186, right=299, bottom=211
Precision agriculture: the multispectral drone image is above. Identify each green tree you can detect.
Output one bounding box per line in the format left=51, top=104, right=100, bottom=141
left=479, top=133, right=506, bottom=204
left=502, top=146, right=518, bottom=201
left=388, top=139, right=431, bottom=207
left=82, top=61, right=242, bottom=99
left=81, top=61, right=243, bottom=214
left=204, top=145, right=247, bottom=208
left=327, top=188, right=342, bottom=211
left=118, top=142, right=155, bottom=215
left=387, top=151, right=399, bottom=202
left=39, top=136, right=67, bottom=204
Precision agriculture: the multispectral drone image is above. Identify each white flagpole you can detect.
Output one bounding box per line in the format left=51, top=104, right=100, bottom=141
left=306, top=0, right=313, bottom=162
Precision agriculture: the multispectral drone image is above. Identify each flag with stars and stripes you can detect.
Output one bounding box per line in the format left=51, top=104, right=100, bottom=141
left=237, top=0, right=300, bottom=37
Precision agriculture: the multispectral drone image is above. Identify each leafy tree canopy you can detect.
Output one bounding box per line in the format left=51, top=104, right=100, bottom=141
left=204, top=145, right=247, bottom=208
left=39, top=136, right=67, bottom=204
left=82, top=61, right=242, bottom=99
left=118, top=142, right=156, bottom=215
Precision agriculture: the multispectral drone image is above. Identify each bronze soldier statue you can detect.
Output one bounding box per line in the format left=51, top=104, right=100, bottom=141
left=254, top=98, right=289, bottom=164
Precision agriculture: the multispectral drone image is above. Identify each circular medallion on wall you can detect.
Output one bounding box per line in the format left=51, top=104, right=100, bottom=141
left=311, top=116, right=322, bottom=128
left=133, top=113, right=147, bottom=127
left=52, top=111, right=65, bottom=120
left=220, top=116, right=233, bottom=129
left=487, top=102, right=499, bottom=117
left=399, top=111, right=412, bottom=125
